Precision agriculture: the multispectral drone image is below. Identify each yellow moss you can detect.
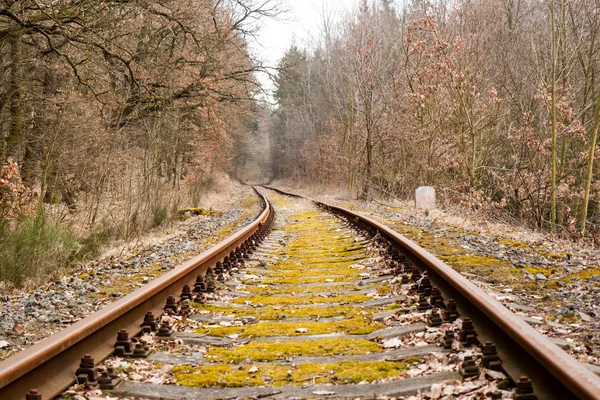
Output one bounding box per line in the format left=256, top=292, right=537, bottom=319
left=173, top=360, right=408, bottom=388
left=177, top=208, right=223, bottom=220
left=539, top=251, right=569, bottom=260
left=561, top=267, right=600, bottom=282
left=260, top=276, right=354, bottom=285
left=438, top=254, right=511, bottom=269
left=206, top=338, right=383, bottom=362
left=232, top=293, right=369, bottom=306
left=197, top=315, right=383, bottom=337
left=78, top=272, right=90, bottom=279
left=240, top=195, right=258, bottom=209
left=498, top=239, right=528, bottom=248
left=261, top=265, right=361, bottom=277
left=522, top=266, right=552, bottom=276
left=377, top=286, right=392, bottom=295
left=193, top=304, right=361, bottom=320
left=245, top=283, right=366, bottom=295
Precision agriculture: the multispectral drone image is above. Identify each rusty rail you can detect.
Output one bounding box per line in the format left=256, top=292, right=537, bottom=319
left=0, top=189, right=272, bottom=400
left=265, top=186, right=600, bottom=400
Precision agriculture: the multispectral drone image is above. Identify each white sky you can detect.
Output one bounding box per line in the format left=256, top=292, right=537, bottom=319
left=249, top=0, right=357, bottom=99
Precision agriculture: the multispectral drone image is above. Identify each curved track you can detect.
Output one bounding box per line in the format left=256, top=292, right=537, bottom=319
left=1, top=187, right=600, bottom=399
left=266, top=186, right=600, bottom=400
left=0, top=190, right=273, bottom=400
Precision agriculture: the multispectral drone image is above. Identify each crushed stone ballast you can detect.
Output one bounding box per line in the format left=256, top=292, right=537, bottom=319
left=3, top=187, right=600, bottom=399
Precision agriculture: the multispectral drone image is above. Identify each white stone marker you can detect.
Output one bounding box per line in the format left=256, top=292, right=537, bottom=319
left=415, top=186, right=435, bottom=210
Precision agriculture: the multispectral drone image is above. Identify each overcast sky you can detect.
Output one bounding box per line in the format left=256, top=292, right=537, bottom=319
left=249, top=0, right=356, bottom=99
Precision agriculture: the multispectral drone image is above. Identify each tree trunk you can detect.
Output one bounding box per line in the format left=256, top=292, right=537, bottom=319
left=580, top=90, right=600, bottom=233
left=7, top=33, right=24, bottom=161
left=549, top=0, right=558, bottom=230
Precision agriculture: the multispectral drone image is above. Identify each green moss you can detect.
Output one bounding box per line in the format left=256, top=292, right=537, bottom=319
left=173, top=360, right=407, bottom=388
left=197, top=315, right=383, bottom=337
left=205, top=338, right=383, bottom=362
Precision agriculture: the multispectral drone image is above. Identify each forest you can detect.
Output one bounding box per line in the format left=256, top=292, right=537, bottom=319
left=271, top=0, right=600, bottom=237
left=1, top=0, right=600, bottom=286
left=0, top=0, right=277, bottom=285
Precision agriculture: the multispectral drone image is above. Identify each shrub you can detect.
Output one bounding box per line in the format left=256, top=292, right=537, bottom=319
left=0, top=211, right=79, bottom=287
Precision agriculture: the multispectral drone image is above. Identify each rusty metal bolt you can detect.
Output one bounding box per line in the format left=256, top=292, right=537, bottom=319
left=75, top=354, right=99, bottom=384
left=427, top=310, right=443, bottom=327
left=157, top=321, right=174, bottom=337
left=442, top=330, right=455, bottom=349
left=141, top=312, right=158, bottom=332
left=194, top=275, right=207, bottom=293
left=115, top=329, right=133, bottom=353
left=516, top=376, right=534, bottom=393
left=205, top=268, right=215, bottom=279
left=107, top=367, right=119, bottom=379
left=411, top=269, right=421, bottom=282
left=443, top=299, right=459, bottom=322
left=514, top=376, right=537, bottom=399
left=180, top=285, right=193, bottom=301
left=481, top=341, right=502, bottom=371
left=459, top=355, right=480, bottom=378
left=26, top=389, right=42, bottom=400
left=131, top=342, right=152, bottom=358
left=164, top=296, right=178, bottom=313
left=400, top=274, right=410, bottom=284
left=459, top=318, right=478, bottom=346
left=418, top=276, right=432, bottom=296
left=214, top=262, right=223, bottom=275
left=235, top=247, right=243, bottom=260
left=229, top=251, right=239, bottom=267
left=223, top=259, right=231, bottom=270
left=429, top=287, right=444, bottom=308
left=206, top=280, right=216, bottom=293
left=194, top=292, right=206, bottom=304
left=217, top=273, right=226, bottom=282
left=180, top=299, right=191, bottom=316
left=417, top=295, right=433, bottom=311
left=98, top=370, right=120, bottom=390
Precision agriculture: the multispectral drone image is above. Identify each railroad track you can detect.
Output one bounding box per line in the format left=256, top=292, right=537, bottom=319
left=1, top=187, right=600, bottom=399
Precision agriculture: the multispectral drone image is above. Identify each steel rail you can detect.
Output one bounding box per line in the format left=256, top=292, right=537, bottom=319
left=0, top=190, right=272, bottom=400
left=266, top=186, right=600, bottom=400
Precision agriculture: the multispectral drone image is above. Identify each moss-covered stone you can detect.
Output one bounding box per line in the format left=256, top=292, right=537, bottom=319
left=196, top=315, right=383, bottom=337
left=232, top=293, right=370, bottom=306
left=173, top=360, right=408, bottom=388
left=206, top=338, right=384, bottom=362
left=193, top=304, right=361, bottom=320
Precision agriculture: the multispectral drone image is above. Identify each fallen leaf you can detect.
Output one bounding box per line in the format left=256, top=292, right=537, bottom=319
left=382, top=337, right=402, bottom=348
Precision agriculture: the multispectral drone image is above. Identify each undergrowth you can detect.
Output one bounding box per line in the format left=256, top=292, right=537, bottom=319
left=0, top=211, right=79, bottom=287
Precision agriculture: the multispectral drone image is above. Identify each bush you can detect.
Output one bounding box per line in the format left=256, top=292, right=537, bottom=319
left=0, top=211, right=79, bottom=287
left=151, top=205, right=169, bottom=228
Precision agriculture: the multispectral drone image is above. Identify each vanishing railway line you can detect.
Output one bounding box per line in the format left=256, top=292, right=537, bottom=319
left=1, top=188, right=600, bottom=399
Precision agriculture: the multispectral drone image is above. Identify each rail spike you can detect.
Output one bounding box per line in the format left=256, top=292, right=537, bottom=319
left=26, top=389, right=42, bottom=400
